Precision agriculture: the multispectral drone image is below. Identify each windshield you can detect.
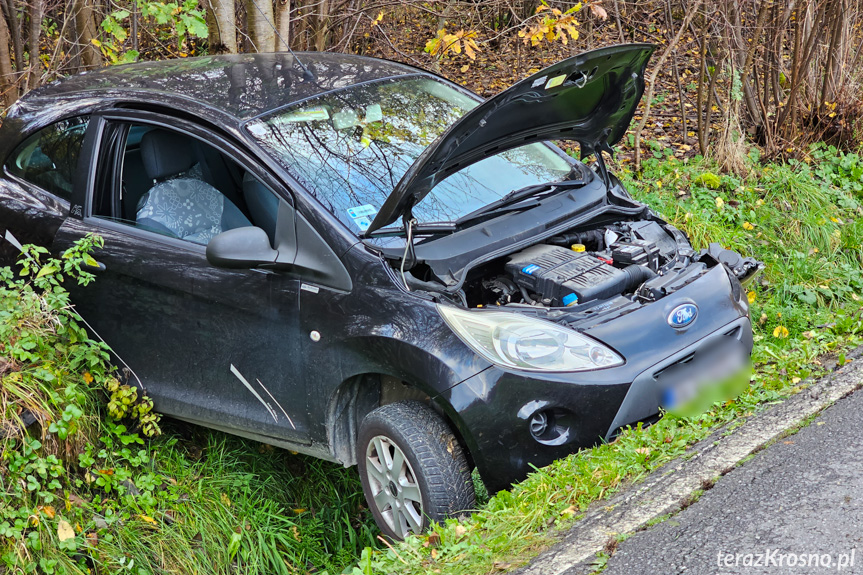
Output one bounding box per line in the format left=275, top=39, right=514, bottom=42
left=246, top=76, right=576, bottom=234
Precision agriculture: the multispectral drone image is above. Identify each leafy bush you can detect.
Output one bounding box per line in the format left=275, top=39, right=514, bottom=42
left=1, top=236, right=375, bottom=575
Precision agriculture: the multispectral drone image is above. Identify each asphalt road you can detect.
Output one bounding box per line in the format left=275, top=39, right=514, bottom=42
left=597, top=386, right=863, bottom=575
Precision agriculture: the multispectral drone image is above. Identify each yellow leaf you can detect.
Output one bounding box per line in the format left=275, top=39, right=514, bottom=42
left=139, top=514, right=157, bottom=525
left=773, top=325, right=789, bottom=339
left=460, top=64, right=470, bottom=73
left=40, top=506, right=56, bottom=519
left=58, top=520, right=75, bottom=542
left=90, top=38, right=101, bottom=47
left=292, top=508, right=307, bottom=514
left=747, top=291, right=756, bottom=304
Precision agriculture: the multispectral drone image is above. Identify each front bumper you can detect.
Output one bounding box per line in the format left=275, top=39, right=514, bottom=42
left=439, top=265, right=753, bottom=493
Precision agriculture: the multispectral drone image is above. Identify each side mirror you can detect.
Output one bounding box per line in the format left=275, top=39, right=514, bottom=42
left=206, top=226, right=281, bottom=269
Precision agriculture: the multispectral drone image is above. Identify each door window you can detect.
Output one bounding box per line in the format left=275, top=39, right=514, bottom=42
left=5, top=116, right=90, bottom=200
left=92, top=122, right=282, bottom=247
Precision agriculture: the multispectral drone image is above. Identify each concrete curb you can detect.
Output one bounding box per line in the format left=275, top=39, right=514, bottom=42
left=516, top=346, right=863, bottom=575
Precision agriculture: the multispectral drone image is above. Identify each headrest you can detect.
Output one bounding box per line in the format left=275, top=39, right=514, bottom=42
left=140, top=129, right=195, bottom=180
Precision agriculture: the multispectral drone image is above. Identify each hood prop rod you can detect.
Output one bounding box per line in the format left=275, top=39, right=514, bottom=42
left=593, top=138, right=615, bottom=189
left=399, top=211, right=418, bottom=291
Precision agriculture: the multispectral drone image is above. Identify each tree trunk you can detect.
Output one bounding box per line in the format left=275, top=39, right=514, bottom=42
left=246, top=0, right=275, bottom=52
left=3, top=0, right=24, bottom=85
left=313, top=0, right=329, bottom=51
left=207, top=0, right=237, bottom=53
left=274, top=0, right=290, bottom=50
left=73, top=0, right=101, bottom=70
left=27, top=0, right=43, bottom=90
left=0, top=7, right=16, bottom=107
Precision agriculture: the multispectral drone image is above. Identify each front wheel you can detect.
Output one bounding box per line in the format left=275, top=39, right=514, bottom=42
left=357, top=401, right=476, bottom=540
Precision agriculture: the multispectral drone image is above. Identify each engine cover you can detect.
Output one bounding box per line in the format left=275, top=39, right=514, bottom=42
left=505, top=245, right=625, bottom=306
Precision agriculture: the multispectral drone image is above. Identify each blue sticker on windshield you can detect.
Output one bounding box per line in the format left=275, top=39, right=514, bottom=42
left=347, top=204, right=377, bottom=219
left=347, top=204, right=377, bottom=231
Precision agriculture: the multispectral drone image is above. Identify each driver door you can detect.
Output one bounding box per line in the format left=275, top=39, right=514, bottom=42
left=53, top=112, right=311, bottom=445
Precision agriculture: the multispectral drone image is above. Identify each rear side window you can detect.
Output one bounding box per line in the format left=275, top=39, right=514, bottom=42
left=6, top=116, right=90, bottom=200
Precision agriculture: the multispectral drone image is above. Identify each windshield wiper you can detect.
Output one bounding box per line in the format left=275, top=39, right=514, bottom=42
left=454, top=178, right=587, bottom=228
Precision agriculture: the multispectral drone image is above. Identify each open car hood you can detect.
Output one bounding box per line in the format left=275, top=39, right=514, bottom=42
left=366, top=43, right=655, bottom=234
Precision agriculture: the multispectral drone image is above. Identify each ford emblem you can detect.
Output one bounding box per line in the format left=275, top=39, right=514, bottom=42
left=668, top=303, right=698, bottom=329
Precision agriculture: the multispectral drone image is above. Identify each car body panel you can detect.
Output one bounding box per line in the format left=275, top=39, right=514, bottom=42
left=367, top=43, right=655, bottom=233
left=440, top=265, right=752, bottom=491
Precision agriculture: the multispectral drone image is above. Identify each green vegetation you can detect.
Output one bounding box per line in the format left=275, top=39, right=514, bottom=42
left=3, top=144, right=863, bottom=574
left=1, top=239, right=374, bottom=575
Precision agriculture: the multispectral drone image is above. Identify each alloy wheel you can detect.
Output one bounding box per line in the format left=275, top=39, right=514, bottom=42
left=364, top=435, right=424, bottom=538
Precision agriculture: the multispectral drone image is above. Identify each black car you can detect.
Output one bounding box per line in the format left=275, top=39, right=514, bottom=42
left=0, top=44, right=758, bottom=539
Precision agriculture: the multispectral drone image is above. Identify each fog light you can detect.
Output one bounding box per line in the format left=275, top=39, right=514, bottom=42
left=519, top=404, right=576, bottom=446
left=529, top=410, right=553, bottom=438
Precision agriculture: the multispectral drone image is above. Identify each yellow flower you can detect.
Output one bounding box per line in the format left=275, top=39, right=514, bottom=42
left=715, top=197, right=724, bottom=209
left=742, top=221, right=754, bottom=230
left=773, top=325, right=789, bottom=339
left=747, top=291, right=756, bottom=304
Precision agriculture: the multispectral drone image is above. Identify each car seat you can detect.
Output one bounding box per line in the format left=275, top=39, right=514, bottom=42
left=136, top=129, right=250, bottom=244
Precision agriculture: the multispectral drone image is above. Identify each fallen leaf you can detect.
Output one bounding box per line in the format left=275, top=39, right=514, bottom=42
left=139, top=515, right=157, bottom=526
left=221, top=493, right=232, bottom=507
left=588, top=4, right=608, bottom=19
left=454, top=524, right=467, bottom=537
left=39, top=506, right=56, bottom=519
left=57, top=520, right=75, bottom=542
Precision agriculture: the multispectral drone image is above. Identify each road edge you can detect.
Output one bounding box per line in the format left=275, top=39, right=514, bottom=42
left=515, top=345, right=863, bottom=575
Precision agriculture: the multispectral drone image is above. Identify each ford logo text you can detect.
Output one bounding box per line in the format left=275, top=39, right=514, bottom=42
left=668, top=304, right=698, bottom=329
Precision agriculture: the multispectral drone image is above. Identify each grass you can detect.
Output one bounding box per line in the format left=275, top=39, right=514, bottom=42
left=3, top=143, right=863, bottom=575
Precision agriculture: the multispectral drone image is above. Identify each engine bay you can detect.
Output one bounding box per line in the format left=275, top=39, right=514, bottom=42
left=397, top=218, right=761, bottom=312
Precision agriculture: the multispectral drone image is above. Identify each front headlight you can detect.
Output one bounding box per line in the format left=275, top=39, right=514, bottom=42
left=437, top=305, right=624, bottom=372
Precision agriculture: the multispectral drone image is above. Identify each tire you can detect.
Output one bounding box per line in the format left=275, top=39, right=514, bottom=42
left=357, top=400, right=476, bottom=540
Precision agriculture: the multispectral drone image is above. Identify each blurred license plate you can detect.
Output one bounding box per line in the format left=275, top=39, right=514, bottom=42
left=658, top=336, right=751, bottom=417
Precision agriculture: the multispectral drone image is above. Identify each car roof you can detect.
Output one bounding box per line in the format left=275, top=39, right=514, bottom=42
left=22, top=52, right=421, bottom=121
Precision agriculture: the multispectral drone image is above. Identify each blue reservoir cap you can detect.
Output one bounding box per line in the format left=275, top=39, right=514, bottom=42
left=521, top=264, right=541, bottom=275
left=562, top=293, right=578, bottom=306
